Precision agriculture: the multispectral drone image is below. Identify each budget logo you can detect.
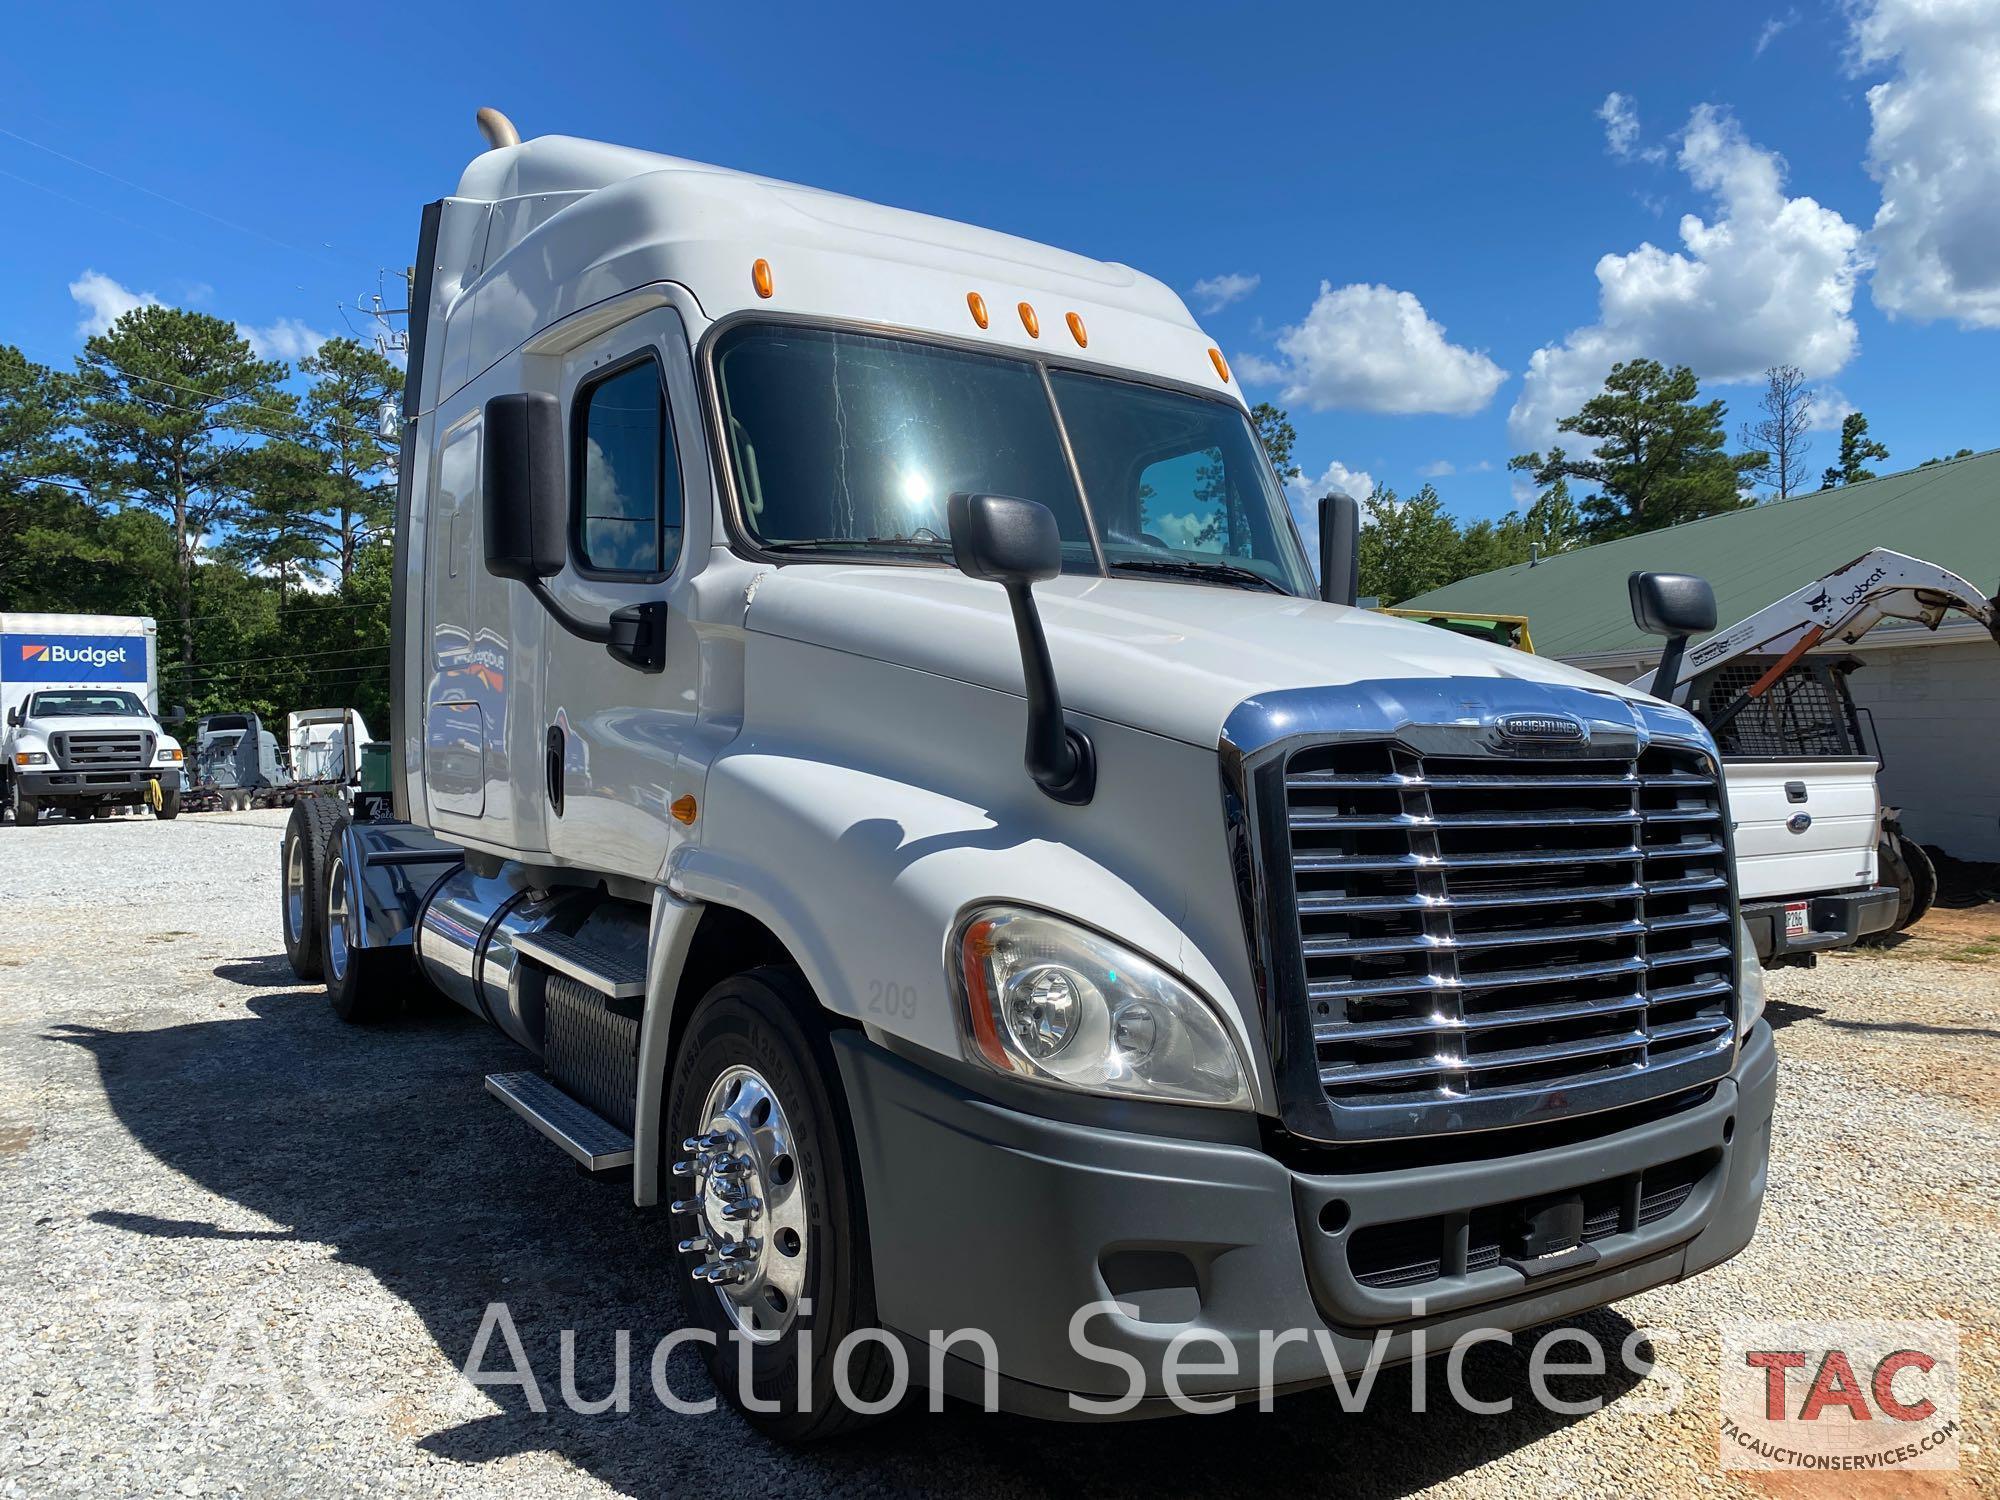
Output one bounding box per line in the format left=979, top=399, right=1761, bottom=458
left=1720, top=1319, right=1959, bottom=1472
left=20, top=642, right=48, bottom=661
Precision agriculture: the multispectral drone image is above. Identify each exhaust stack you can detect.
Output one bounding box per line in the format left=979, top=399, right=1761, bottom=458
left=476, top=107, right=520, bottom=150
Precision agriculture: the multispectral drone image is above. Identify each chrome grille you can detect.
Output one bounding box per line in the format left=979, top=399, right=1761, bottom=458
left=1286, top=740, right=1735, bottom=1108
left=52, top=730, right=151, bottom=770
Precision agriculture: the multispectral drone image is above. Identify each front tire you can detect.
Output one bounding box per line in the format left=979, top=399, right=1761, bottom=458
left=666, top=969, right=892, bottom=1440
left=321, top=814, right=410, bottom=1022
left=155, top=784, right=181, bottom=820
left=10, top=785, right=40, bottom=826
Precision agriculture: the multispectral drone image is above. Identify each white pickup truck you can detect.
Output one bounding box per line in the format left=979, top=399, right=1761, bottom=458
left=1631, top=551, right=1998, bottom=964
left=276, top=111, right=1774, bottom=1433
left=1, top=612, right=185, bottom=824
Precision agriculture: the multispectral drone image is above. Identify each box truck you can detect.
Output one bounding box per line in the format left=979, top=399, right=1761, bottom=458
left=1, top=612, right=184, bottom=823
left=279, top=111, right=1775, bottom=1434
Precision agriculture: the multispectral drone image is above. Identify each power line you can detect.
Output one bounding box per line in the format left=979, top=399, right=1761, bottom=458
left=82, top=366, right=397, bottom=448
left=166, top=643, right=390, bottom=672
left=0, top=125, right=354, bottom=266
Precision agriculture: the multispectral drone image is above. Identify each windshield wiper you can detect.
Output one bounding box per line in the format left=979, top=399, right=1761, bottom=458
left=763, top=536, right=954, bottom=556
left=1109, top=557, right=1289, bottom=593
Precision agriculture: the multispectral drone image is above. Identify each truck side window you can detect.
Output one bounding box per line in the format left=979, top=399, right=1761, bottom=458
left=573, top=357, right=680, bottom=575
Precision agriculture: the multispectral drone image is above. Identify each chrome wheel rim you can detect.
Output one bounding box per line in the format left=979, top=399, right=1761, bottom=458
left=324, top=854, right=350, bottom=981
left=285, top=834, right=307, bottom=944
left=672, top=1064, right=809, bottom=1342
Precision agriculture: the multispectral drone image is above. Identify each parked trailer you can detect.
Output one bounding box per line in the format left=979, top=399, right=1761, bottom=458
left=280, top=110, right=1775, bottom=1435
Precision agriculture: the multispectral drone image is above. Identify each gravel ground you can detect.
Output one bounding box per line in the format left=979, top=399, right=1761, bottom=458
left=0, top=809, right=1993, bottom=1498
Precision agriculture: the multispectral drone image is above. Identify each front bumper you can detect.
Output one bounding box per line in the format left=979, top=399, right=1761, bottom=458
left=836, top=1023, right=1776, bottom=1418
left=1742, top=886, right=1899, bottom=961
left=15, top=767, right=167, bottom=800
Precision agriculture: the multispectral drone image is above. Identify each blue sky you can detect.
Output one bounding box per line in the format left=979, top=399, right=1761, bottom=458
left=4, top=1, right=1994, bottom=527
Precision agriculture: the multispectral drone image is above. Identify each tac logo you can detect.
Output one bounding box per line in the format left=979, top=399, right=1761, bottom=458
left=1720, top=1320, right=1959, bottom=1472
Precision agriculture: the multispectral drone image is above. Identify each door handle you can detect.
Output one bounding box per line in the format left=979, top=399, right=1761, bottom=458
left=545, top=724, right=566, bottom=816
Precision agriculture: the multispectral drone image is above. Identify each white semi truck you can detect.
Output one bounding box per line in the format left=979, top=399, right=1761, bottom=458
left=1, top=612, right=185, bottom=824
left=279, top=112, right=1775, bottom=1433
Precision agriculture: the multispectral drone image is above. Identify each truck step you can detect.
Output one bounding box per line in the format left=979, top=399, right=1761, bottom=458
left=485, top=1070, right=635, bottom=1170
left=511, top=929, right=647, bottom=1000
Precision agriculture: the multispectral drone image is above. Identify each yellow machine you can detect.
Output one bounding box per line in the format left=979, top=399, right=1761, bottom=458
left=1375, top=607, right=1536, bottom=654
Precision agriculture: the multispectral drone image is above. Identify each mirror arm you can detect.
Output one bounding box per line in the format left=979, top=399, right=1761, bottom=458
left=526, top=580, right=666, bottom=673
left=1652, top=635, right=1691, bottom=705
left=999, top=579, right=1095, bottom=805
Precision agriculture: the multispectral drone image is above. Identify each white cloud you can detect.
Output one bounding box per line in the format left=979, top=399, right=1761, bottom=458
left=69, top=269, right=161, bottom=337
left=1755, top=10, right=1798, bottom=56
left=1281, top=458, right=1374, bottom=569
left=1509, top=105, right=1866, bottom=451
left=68, top=268, right=332, bottom=365
left=1190, top=272, right=1260, bottom=314
left=1599, top=92, right=1641, bottom=158
left=1418, top=459, right=1455, bottom=478
left=1852, top=0, right=2000, bottom=328
left=1598, top=92, right=1666, bottom=165
left=240, top=317, right=329, bottom=362
left=1249, top=282, right=1507, bottom=416
left=1807, top=384, right=1857, bottom=432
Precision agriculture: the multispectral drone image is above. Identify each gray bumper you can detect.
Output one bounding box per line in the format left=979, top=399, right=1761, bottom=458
left=15, top=768, right=164, bottom=799
left=836, top=1024, right=1776, bottom=1418
left=1743, top=886, right=1899, bottom=961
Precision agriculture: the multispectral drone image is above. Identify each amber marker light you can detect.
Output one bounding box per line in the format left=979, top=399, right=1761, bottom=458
left=1018, top=301, right=1040, bottom=337
left=1065, top=311, right=1087, bottom=348
left=670, top=794, right=698, bottom=825
left=751, top=258, right=773, bottom=298
left=967, top=291, right=989, bottom=328
left=1208, top=347, right=1231, bottom=383
left=958, top=917, right=1026, bottom=1075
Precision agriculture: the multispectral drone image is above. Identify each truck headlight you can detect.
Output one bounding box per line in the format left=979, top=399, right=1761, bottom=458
left=1735, top=918, right=1766, bottom=1039
left=953, top=905, right=1250, bottom=1109
left=14, top=751, right=49, bottom=766
left=157, top=747, right=183, bottom=763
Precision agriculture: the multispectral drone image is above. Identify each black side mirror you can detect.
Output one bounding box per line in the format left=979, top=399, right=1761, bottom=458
left=1629, top=571, right=1716, bottom=700
left=5, top=706, right=18, bottom=728
left=482, top=392, right=567, bottom=582
left=1318, top=492, right=1360, bottom=607
left=948, top=493, right=1094, bottom=805
left=163, top=704, right=187, bottom=726
left=480, top=393, right=665, bottom=672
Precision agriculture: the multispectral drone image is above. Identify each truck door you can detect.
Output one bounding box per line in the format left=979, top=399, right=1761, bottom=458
left=422, top=407, right=548, bottom=848
left=538, top=307, right=705, bottom=878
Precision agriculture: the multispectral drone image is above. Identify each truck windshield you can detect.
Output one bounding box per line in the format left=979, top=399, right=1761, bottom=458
left=713, top=323, right=1314, bottom=595
left=25, top=691, right=148, bottom=718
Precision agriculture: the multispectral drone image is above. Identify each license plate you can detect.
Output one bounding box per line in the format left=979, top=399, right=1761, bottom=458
left=1784, top=902, right=1810, bottom=939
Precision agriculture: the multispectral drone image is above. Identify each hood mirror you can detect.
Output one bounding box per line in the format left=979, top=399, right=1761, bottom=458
left=1630, top=571, right=1716, bottom=701
left=948, top=492, right=1095, bottom=806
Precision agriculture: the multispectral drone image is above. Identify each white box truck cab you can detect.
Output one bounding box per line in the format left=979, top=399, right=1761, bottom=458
left=1, top=613, right=185, bottom=824
left=285, top=113, right=1775, bottom=1434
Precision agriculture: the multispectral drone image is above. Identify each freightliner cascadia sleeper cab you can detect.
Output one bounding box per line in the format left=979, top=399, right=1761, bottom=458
left=279, top=111, right=1775, bottom=1436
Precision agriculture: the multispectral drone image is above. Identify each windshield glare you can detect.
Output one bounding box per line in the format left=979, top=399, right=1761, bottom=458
left=25, top=691, right=148, bottom=718
left=714, top=323, right=1313, bottom=595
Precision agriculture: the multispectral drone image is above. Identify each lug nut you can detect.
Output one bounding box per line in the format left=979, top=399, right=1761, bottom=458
left=683, top=1133, right=729, bottom=1153
left=719, top=1198, right=762, bottom=1223
left=708, top=1155, right=750, bottom=1177
left=670, top=1158, right=697, bottom=1177
left=716, top=1237, right=759, bottom=1260
left=669, top=1198, right=702, bottom=1215
left=677, top=1236, right=711, bottom=1255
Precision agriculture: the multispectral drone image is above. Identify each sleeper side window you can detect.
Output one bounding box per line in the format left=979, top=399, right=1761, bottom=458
left=573, top=358, right=681, bottom=575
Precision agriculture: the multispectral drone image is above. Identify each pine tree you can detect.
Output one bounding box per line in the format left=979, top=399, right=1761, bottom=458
left=1820, top=412, right=1891, bottom=488
left=71, top=306, right=296, bottom=673
left=1510, top=360, right=1764, bottom=541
